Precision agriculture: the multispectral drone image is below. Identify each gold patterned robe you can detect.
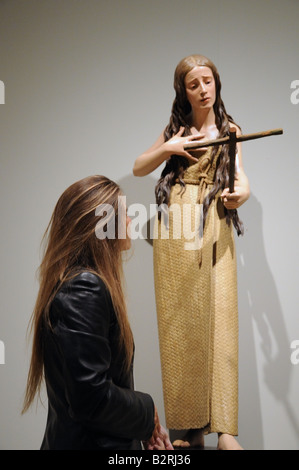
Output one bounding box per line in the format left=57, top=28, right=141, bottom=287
left=153, top=147, right=238, bottom=434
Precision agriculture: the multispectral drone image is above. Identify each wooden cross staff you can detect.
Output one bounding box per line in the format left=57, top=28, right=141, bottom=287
left=184, top=128, right=283, bottom=192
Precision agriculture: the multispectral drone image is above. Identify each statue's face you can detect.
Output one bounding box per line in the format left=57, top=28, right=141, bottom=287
left=184, top=66, right=216, bottom=112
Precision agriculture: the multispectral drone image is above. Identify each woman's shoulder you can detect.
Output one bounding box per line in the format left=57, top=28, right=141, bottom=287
left=55, top=271, right=110, bottom=304
left=50, top=271, right=114, bottom=325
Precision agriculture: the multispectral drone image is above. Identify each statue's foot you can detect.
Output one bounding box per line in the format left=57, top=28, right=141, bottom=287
left=217, top=433, right=243, bottom=450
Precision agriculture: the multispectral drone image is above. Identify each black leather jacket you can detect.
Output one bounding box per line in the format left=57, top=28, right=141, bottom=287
left=41, top=271, right=155, bottom=450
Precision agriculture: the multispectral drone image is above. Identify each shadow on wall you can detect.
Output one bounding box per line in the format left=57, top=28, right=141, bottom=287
left=237, top=193, right=299, bottom=449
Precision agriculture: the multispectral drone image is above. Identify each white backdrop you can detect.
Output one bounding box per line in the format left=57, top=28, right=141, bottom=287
left=0, top=0, right=298, bottom=450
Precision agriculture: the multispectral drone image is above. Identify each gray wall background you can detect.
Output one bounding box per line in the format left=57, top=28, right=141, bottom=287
left=0, top=0, right=298, bottom=450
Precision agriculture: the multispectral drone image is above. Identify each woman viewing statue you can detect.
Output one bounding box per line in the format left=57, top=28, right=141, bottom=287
left=22, top=175, right=172, bottom=451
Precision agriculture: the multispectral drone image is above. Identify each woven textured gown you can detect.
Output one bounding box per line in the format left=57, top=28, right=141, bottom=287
left=153, top=146, right=238, bottom=435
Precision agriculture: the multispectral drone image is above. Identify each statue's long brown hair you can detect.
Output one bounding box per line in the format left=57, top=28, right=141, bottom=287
left=155, top=54, right=243, bottom=235
left=22, top=175, right=133, bottom=413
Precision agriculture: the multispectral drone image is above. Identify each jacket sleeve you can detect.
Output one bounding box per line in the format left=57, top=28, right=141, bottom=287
left=50, top=272, right=155, bottom=441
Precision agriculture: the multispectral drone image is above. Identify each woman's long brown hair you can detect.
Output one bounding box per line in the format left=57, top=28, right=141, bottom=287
left=22, top=175, right=133, bottom=413
left=155, top=54, right=244, bottom=235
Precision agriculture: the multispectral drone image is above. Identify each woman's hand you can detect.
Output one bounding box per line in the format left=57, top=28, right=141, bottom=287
left=221, top=170, right=250, bottom=210
left=221, top=187, right=247, bottom=210
left=133, top=126, right=205, bottom=176
left=143, top=407, right=173, bottom=450
left=143, top=424, right=173, bottom=450
left=163, top=127, right=205, bottom=164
